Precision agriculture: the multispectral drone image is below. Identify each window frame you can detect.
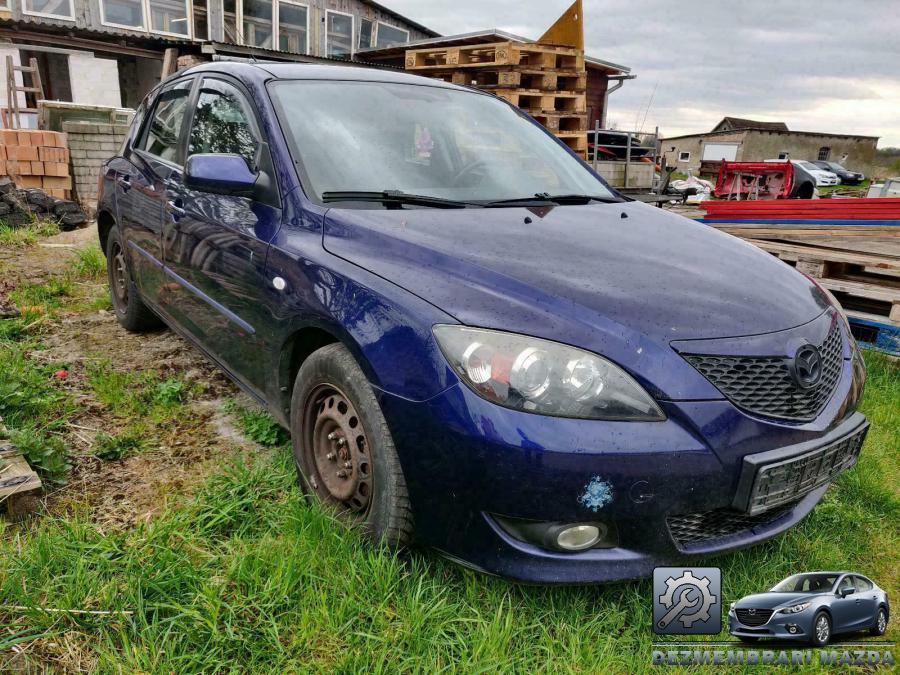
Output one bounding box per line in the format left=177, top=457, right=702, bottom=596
left=358, top=17, right=373, bottom=50
left=134, top=76, right=196, bottom=169
left=184, top=74, right=280, bottom=207
left=99, top=0, right=193, bottom=37
left=373, top=20, right=409, bottom=48
left=677, top=151, right=690, bottom=162
left=325, top=8, right=355, bottom=58
left=100, top=0, right=147, bottom=32
left=276, top=0, right=310, bottom=54
left=818, top=146, right=831, bottom=161
left=192, top=0, right=211, bottom=41
left=22, top=0, right=76, bottom=21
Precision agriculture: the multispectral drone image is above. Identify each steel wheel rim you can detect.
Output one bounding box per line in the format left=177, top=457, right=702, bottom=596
left=110, top=241, right=129, bottom=309
left=878, top=611, right=886, bottom=632
left=816, top=616, right=829, bottom=642
left=302, top=384, right=373, bottom=520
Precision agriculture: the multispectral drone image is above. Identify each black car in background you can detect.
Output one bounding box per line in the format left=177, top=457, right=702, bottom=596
left=812, top=161, right=865, bottom=185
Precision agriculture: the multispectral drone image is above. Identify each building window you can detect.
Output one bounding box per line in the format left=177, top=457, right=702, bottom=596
left=818, top=146, right=831, bottom=161
left=223, top=0, right=239, bottom=42
left=374, top=21, right=409, bottom=48
left=192, top=0, right=209, bottom=40
left=149, top=0, right=190, bottom=36
left=777, top=151, right=789, bottom=159
left=101, top=0, right=144, bottom=28
left=678, top=151, right=690, bottom=162
left=359, top=18, right=373, bottom=50
left=278, top=1, right=308, bottom=53
left=23, top=0, right=75, bottom=20
left=325, top=10, right=354, bottom=57
left=242, top=0, right=273, bottom=47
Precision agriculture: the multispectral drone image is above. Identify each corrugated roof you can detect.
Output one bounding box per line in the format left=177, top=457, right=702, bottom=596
left=714, top=117, right=789, bottom=132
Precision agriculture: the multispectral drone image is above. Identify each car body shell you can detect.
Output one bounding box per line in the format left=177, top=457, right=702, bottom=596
left=96, top=63, right=867, bottom=583
left=729, top=573, right=889, bottom=641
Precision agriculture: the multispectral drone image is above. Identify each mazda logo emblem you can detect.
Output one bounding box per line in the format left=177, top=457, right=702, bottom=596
left=748, top=608, right=756, bottom=615
left=793, top=344, right=822, bottom=389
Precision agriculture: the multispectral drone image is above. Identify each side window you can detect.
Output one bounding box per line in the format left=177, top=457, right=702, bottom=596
left=188, top=79, right=259, bottom=166
left=855, top=577, right=872, bottom=591
left=140, top=79, right=192, bottom=164
left=837, top=576, right=854, bottom=593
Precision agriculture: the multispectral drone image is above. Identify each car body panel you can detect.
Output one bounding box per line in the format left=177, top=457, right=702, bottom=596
left=95, top=62, right=870, bottom=583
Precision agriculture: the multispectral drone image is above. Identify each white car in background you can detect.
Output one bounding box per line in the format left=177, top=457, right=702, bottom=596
left=793, top=160, right=840, bottom=187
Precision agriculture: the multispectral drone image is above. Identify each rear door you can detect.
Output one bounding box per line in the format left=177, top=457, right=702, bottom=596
left=117, top=78, right=194, bottom=306
left=852, top=576, right=880, bottom=629
left=161, top=76, right=281, bottom=394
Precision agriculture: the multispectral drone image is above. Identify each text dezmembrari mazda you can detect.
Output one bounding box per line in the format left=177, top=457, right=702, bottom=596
left=97, top=63, right=869, bottom=583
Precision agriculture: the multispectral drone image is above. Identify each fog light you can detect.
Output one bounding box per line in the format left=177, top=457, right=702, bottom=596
left=555, top=524, right=601, bottom=551
left=788, top=626, right=797, bottom=634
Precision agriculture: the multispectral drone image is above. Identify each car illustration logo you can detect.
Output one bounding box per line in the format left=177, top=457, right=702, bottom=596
left=747, top=608, right=756, bottom=615
left=793, top=344, right=822, bottom=388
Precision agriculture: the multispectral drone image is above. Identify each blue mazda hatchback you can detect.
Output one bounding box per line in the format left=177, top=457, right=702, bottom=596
left=97, top=63, right=868, bottom=583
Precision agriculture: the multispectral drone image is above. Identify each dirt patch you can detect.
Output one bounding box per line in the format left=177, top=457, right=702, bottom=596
left=2, top=222, right=273, bottom=528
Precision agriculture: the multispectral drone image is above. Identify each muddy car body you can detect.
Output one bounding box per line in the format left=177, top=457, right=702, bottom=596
left=97, top=63, right=868, bottom=583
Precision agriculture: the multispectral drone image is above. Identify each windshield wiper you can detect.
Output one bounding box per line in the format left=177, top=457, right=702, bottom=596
left=321, top=190, right=479, bottom=209
left=482, top=193, right=622, bottom=207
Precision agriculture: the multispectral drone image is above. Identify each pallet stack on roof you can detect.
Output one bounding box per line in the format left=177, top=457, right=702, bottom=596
left=404, top=40, right=589, bottom=157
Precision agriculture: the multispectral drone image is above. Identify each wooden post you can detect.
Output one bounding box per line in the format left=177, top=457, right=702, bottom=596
left=161, top=48, right=179, bottom=79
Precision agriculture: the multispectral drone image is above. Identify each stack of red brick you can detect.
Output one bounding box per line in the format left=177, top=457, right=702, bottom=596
left=0, top=129, right=72, bottom=199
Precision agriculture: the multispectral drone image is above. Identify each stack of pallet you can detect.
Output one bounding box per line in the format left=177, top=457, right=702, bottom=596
left=0, top=129, right=72, bottom=199
left=405, top=41, right=588, bottom=156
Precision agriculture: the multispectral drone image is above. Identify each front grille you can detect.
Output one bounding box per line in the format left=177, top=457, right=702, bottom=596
left=667, top=502, right=797, bottom=549
left=744, top=425, right=867, bottom=514
left=684, top=322, right=843, bottom=421
left=735, top=608, right=775, bottom=627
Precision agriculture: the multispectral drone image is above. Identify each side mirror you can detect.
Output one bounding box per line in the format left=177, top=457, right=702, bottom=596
left=184, top=153, right=258, bottom=196
left=840, top=587, right=855, bottom=598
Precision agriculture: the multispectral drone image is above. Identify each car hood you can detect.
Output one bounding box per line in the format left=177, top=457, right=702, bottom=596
left=736, top=592, right=819, bottom=610
left=323, top=201, right=827, bottom=345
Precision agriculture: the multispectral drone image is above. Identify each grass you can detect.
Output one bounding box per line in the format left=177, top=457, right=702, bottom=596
left=0, top=218, right=58, bottom=248
left=0, top=352, right=896, bottom=672
left=817, top=178, right=870, bottom=195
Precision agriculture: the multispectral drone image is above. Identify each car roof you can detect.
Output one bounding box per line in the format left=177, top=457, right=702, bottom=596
left=180, top=61, right=466, bottom=91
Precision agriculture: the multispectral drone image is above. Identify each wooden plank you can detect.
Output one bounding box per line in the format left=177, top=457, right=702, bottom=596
left=0, top=441, right=42, bottom=520
left=817, top=277, right=900, bottom=303
left=750, top=240, right=900, bottom=271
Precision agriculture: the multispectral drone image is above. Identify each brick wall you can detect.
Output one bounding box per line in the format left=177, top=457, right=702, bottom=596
left=62, top=121, right=130, bottom=215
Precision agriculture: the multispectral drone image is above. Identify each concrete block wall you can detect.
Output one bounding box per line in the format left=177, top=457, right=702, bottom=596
left=62, top=121, right=129, bottom=215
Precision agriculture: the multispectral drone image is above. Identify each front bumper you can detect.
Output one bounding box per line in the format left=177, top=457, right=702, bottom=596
left=377, top=355, right=867, bottom=582
left=728, top=609, right=814, bottom=640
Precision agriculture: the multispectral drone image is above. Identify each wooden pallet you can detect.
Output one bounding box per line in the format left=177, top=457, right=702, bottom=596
left=493, top=89, right=586, bottom=114
left=558, top=134, right=588, bottom=154
left=435, top=68, right=586, bottom=92
left=0, top=441, right=42, bottom=520
left=531, top=113, right=587, bottom=132
left=406, top=41, right=584, bottom=71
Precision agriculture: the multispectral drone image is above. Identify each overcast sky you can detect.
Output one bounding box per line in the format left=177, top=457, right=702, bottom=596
left=387, top=0, right=900, bottom=146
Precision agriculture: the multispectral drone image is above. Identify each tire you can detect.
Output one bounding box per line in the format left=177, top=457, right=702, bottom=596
left=810, top=611, right=831, bottom=647
left=290, top=343, right=413, bottom=547
left=737, top=636, right=760, bottom=644
left=871, top=607, right=888, bottom=636
left=105, top=225, right=162, bottom=333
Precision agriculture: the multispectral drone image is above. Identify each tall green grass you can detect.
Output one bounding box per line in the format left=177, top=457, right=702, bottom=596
left=1, top=353, right=896, bottom=672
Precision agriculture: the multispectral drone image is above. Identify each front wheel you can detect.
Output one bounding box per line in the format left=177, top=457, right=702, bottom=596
left=810, top=611, right=831, bottom=647
left=291, top=343, right=413, bottom=547
left=871, top=608, right=888, bottom=636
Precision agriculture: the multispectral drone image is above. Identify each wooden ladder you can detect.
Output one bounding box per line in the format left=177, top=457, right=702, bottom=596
left=5, top=56, right=45, bottom=129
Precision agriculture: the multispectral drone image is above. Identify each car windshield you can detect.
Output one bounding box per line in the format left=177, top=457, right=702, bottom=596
left=269, top=80, right=617, bottom=204
left=771, top=573, right=838, bottom=593
left=798, top=161, right=821, bottom=171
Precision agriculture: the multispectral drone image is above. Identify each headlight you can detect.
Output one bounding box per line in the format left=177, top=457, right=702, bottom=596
left=432, top=325, right=665, bottom=421
left=779, top=602, right=812, bottom=614
left=730, top=603, right=736, bottom=612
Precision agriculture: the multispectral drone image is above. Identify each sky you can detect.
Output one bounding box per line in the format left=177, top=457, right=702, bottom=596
left=385, top=0, right=900, bottom=147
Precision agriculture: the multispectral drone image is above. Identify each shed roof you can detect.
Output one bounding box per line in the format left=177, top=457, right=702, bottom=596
left=713, top=117, right=789, bottom=132
left=356, top=29, right=631, bottom=75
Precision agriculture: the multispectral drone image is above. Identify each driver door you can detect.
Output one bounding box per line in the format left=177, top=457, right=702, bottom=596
left=829, top=575, right=858, bottom=633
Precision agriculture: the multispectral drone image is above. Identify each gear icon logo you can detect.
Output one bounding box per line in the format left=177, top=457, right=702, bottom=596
left=652, top=567, right=722, bottom=635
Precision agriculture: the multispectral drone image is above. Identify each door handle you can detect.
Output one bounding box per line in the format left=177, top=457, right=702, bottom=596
left=166, top=198, right=185, bottom=220
left=117, top=174, right=131, bottom=192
